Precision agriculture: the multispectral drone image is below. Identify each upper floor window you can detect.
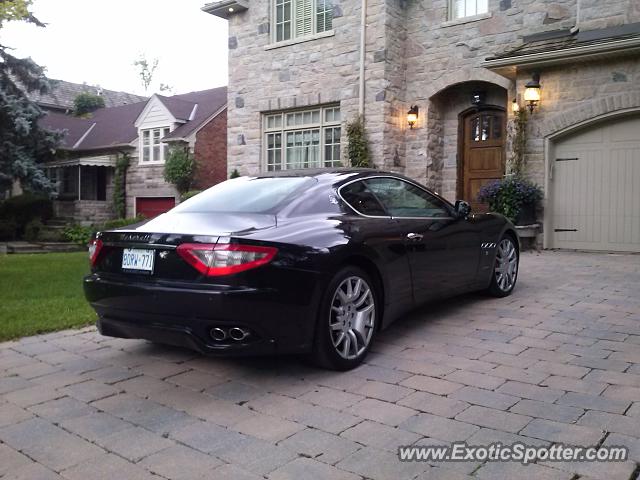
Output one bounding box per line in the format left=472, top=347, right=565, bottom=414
left=264, top=105, right=341, bottom=171
left=274, top=0, right=333, bottom=43
left=451, top=0, right=488, bottom=19
left=141, top=127, right=170, bottom=164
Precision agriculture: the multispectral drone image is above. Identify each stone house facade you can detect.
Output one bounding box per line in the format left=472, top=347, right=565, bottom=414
left=205, top=0, right=640, bottom=252
left=40, top=87, right=228, bottom=225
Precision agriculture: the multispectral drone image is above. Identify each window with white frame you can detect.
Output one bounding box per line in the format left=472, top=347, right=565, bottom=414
left=274, top=0, right=333, bottom=43
left=140, top=127, right=170, bottom=163
left=450, top=0, right=488, bottom=19
left=264, top=105, right=341, bottom=171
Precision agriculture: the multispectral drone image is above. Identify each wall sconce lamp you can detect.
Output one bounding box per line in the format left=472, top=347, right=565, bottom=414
left=407, top=105, right=419, bottom=129
left=471, top=91, right=486, bottom=106
left=523, top=72, right=541, bottom=113
left=511, top=99, right=520, bottom=114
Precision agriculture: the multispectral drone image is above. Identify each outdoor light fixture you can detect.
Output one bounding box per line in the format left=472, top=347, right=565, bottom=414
left=511, top=99, right=520, bottom=114
left=407, top=105, right=419, bottom=129
left=471, top=91, right=486, bottom=106
left=524, top=73, right=541, bottom=113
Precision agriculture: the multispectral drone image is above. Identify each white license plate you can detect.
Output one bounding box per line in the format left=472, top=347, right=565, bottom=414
left=122, top=248, right=155, bottom=273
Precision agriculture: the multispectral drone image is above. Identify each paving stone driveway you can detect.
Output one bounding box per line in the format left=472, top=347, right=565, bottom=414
left=2, top=251, right=640, bottom=480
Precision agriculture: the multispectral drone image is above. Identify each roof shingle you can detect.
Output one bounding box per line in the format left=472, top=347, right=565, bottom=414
left=27, top=79, right=146, bottom=112
left=39, top=86, right=227, bottom=152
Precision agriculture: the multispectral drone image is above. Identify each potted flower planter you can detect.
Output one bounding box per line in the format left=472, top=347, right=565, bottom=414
left=477, top=175, right=543, bottom=226
left=515, top=202, right=537, bottom=226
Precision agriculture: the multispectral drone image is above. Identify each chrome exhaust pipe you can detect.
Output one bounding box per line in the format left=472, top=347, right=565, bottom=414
left=229, top=327, right=248, bottom=341
left=211, top=328, right=227, bottom=341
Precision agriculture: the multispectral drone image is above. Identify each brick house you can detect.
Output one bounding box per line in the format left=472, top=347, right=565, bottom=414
left=40, top=87, right=228, bottom=224
left=204, top=0, right=640, bottom=252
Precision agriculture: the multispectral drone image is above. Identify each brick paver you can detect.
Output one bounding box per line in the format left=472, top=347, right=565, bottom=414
left=1, top=251, right=639, bottom=479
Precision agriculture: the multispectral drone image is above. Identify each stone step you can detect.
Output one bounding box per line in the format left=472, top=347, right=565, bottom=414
left=40, top=242, right=84, bottom=252
left=6, top=241, right=84, bottom=254
left=7, top=248, right=50, bottom=254
left=46, top=219, right=71, bottom=227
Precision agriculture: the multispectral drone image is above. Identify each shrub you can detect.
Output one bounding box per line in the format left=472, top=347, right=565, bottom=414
left=102, top=215, right=146, bottom=230
left=0, top=219, right=17, bottom=241
left=346, top=115, right=369, bottom=168
left=0, top=193, right=53, bottom=237
left=73, top=92, right=105, bottom=116
left=164, top=147, right=195, bottom=194
left=181, top=190, right=202, bottom=201
left=478, top=175, right=543, bottom=223
left=24, top=219, right=43, bottom=242
left=37, top=228, right=64, bottom=242
left=113, top=154, right=130, bottom=218
left=62, top=215, right=147, bottom=246
left=229, top=168, right=240, bottom=179
left=62, top=224, right=93, bottom=246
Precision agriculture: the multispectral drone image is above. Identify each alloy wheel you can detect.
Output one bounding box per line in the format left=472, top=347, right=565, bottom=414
left=494, top=238, right=518, bottom=292
left=329, top=276, right=375, bottom=360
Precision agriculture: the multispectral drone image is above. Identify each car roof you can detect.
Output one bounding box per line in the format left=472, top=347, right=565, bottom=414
left=254, top=168, right=380, bottom=179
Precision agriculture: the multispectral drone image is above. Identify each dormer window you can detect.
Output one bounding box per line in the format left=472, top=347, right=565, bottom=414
left=450, top=0, right=488, bottom=19
left=274, top=0, right=333, bottom=43
left=141, top=127, right=170, bottom=164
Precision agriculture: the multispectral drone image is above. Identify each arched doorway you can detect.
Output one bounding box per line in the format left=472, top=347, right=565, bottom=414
left=459, top=107, right=506, bottom=212
left=426, top=81, right=508, bottom=204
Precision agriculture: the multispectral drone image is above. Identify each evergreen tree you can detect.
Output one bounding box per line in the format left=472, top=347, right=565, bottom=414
left=0, top=0, right=61, bottom=194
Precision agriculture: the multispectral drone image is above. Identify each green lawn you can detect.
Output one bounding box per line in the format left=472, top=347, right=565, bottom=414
left=0, top=252, right=96, bottom=342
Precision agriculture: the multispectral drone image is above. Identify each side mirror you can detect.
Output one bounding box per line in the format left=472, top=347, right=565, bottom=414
left=455, top=200, right=471, bottom=218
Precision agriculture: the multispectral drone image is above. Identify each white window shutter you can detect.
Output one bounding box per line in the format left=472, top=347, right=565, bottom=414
left=295, top=0, right=312, bottom=37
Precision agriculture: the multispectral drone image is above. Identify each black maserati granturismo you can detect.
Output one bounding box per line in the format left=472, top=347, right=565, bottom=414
left=84, top=169, right=519, bottom=370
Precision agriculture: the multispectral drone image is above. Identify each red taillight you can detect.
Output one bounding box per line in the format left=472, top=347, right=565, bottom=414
left=89, top=238, right=103, bottom=267
left=176, top=243, right=278, bottom=276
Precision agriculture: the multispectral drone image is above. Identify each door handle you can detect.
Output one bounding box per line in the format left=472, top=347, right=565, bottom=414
left=406, top=233, right=424, bottom=241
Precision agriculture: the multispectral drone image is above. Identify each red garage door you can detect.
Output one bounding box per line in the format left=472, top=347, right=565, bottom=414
left=136, top=197, right=175, bottom=219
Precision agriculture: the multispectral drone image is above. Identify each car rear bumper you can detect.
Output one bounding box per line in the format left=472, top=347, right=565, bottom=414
left=84, top=272, right=322, bottom=356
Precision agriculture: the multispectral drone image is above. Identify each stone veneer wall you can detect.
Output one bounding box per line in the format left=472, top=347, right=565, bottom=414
left=225, top=0, right=640, bottom=205
left=517, top=57, right=640, bottom=188
left=125, top=153, right=179, bottom=218
left=54, top=200, right=115, bottom=226
left=227, top=0, right=398, bottom=174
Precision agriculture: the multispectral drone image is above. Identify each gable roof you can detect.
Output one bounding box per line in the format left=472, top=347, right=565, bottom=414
left=162, top=86, right=227, bottom=140
left=40, top=101, right=146, bottom=152
left=27, top=79, right=147, bottom=112
left=40, top=86, right=227, bottom=153
left=41, top=112, right=95, bottom=149
left=156, top=95, right=197, bottom=122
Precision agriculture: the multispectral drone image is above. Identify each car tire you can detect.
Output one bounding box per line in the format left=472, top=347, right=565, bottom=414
left=312, top=266, right=378, bottom=371
left=487, top=234, right=519, bottom=297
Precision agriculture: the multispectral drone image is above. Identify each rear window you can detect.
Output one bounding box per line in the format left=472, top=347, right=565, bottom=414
left=173, top=176, right=315, bottom=214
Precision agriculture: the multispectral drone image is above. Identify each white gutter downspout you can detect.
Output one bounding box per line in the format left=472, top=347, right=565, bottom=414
left=358, top=0, right=367, bottom=117
left=570, top=0, right=580, bottom=34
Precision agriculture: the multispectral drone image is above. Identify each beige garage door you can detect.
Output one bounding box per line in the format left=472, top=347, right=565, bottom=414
left=551, top=114, right=640, bottom=252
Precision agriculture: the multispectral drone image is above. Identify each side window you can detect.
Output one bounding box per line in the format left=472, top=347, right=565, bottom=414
left=340, top=180, right=388, bottom=217
left=451, top=0, right=488, bottom=19
left=365, top=178, right=451, bottom=218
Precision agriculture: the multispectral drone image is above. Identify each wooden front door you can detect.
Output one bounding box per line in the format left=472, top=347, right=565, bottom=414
left=461, top=109, right=506, bottom=212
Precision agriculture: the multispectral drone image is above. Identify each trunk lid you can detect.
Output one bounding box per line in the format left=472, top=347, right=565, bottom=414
left=94, top=212, right=277, bottom=281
